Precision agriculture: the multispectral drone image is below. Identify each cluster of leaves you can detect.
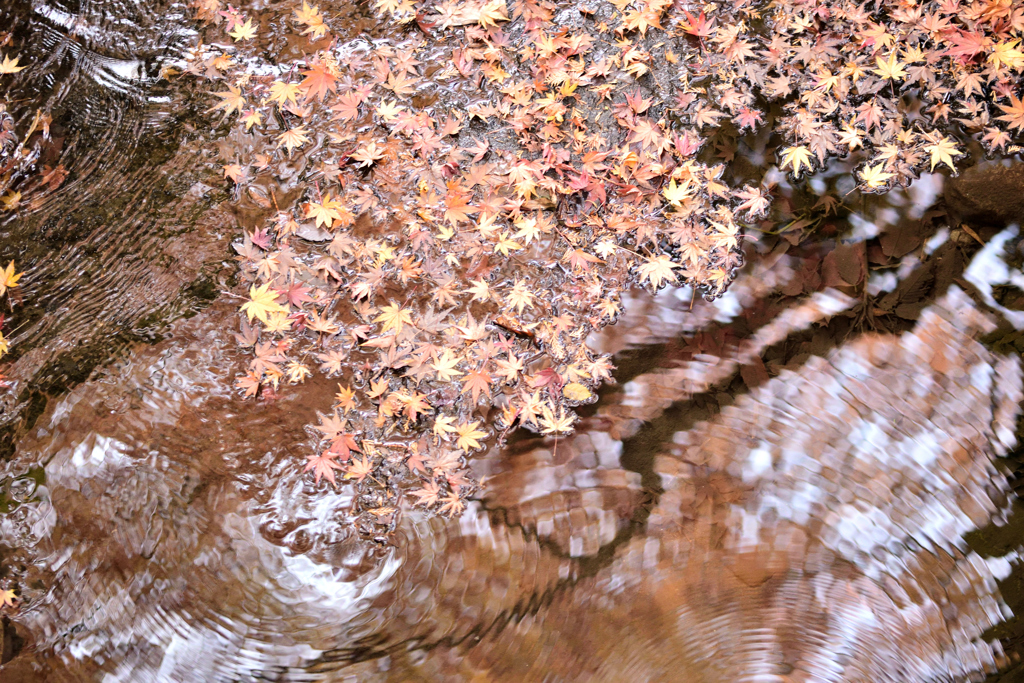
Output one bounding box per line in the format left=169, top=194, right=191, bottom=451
left=185, top=0, right=759, bottom=534
left=183, top=0, right=1019, bottom=533
left=1, top=33, right=65, bottom=211
left=0, top=259, right=24, bottom=392
left=652, top=0, right=1024, bottom=190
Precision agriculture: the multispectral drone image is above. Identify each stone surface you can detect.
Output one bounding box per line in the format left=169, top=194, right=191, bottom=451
left=945, top=162, right=1024, bottom=228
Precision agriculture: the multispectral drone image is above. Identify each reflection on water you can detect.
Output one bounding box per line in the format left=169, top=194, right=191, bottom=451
left=0, top=0, right=230, bottom=432
left=2, top=252, right=1023, bottom=680
left=2, top=0, right=1024, bottom=679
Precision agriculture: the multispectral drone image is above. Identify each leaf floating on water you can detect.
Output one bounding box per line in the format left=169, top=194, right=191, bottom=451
left=240, top=283, right=287, bottom=324
left=0, top=54, right=26, bottom=74
left=562, top=382, right=593, bottom=403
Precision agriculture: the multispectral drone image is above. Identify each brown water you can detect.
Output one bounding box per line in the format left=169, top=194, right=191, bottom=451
left=3, top=0, right=1024, bottom=681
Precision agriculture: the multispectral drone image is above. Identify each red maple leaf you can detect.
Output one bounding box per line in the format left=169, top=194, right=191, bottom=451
left=300, top=62, right=338, bottom=102
left=304, top=451, right=343, bottom=486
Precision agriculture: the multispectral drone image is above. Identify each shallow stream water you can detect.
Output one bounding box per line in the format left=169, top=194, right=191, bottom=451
left=4, top=1, right=1024, bottom=681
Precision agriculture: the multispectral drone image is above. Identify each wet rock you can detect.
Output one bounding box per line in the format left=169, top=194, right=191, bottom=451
left=945, top=162, right=1024, bottom=228
left=0, top=616, right=23, bottom=665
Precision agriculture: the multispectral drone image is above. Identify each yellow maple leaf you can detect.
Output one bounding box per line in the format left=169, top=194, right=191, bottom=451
left=431, top=348, right=464, bottom=381
left=0, top=261, right=24, bottom=297
left=562, top=382, right=594, bottom=402
left=872, top=51, right=906, bottom=80
left=294, top=0, right=322, bottom=25
left=662, top=178, right=693, bottom=207
left=858, top=162, right=894, bottom=190
left=373, top=302, right=414, bottom=335
left=637, top=254, right=678, bottom=289
left=240, top=283, right=287, bottom=323
left=305, top=193, right=344, bottom=228
left=924, top=137, right=961, bottom=172
left=454, top=420, right=487, bottom=451
left=989, top=40, right=1024, bottom=71
left=505, top=279, right=535, bottom=313
left=0, top=588, right=16, bottom=608
left=228, top=17, right=258, bottom=41
left=0, top=191, right=20, bottom=211
left=779, top=145, right=814, bottom=176
left=277, top=125, right=310, bottom=151
left=493, top=231, right=522, bottom=256
left=474, top=0, right=509, bottom=28
left=375, top=99, right=404, bottom=122
left=0, top=54, right=26, bottom=74
left=241, top=108, right=263, bottom=130
left=268, top=80, right=301, bottom=106
left=208, top=86, right=246, bottom=116
left=539, top=404, right=575, bottom=434
left=433, top=414, right=458, bottom=436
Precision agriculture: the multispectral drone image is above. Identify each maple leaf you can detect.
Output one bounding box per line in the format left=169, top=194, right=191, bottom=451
left=335, top=384, right=357, bottom=412
left=662, top=178, right=693, bottom=207
left=735, top=186, right=770, bottom=218
left=385, top=70, right=418, bottom=97
left=679, top=10, right=715, bottom=38
left=0, top=261, right=23, bottom=297
left=433, top=413, right=458, bottom=436
left=374, top=302, right=414, bottom=334
left=345, top=455, right=375, bottom=482
left=539, top=404, right=574, bottom=434
left=332, top=92, right=363, bottom=121
left=268, top=80, right=302, bottom=106
left=241, top=283, right=288, bottom=323
left=228, top=17, right=258, bottom=41
left=473, top=0, right=509, bottom=28
left=430, top=449, right=462, bottom=475
left=563, top=248, right=602, bottom=272
left=924, top=137, right=961, bottom=172
left=439, top=491, right=466, bottom=517
left=208, top=86, right=246, bottom=116
left=281, top=280, right=313, bottom=307
left=998, top=94, right=1024, bottom=131
left=637, top=254, right=678, bottom=289
left=409, top=479, right=442, bottom=506
left=300, top=62, right=338, bottom=102
left=461, top=366, right=492, bottom=403
left=375, top=99, right=404, bottom=121
left=304, top=450, right=343, bottom=485
left=989, top=40, right=1024, bottom=71
left=288, top=362, right=311, bottom=385
left=0, top=54, right=26, bottom=74
left=351, top=141, right=385, bottom=167
left=454, top=420, right=487, bottom=451
left=858, top=163, right=894, bottom=190
left=1, top=588, right=16, bottom=608
left=314, top=411, right=348, bottom=440
left=305, top=193, right=344, bottom=228
left=294, top=0, right=321, bottom=24
left=277, top=126, right=310, bottom=151
left=506, top=279, right=534, bottom=313
left=294, top=1, right=328, bottom=38
left=872, top=52, right=905, bottom=81
left=241, top=109, right=263, bottom=130
left=223, top=163, right=247, bottom=184
left=944, top=30, right=990, bottom=59
left=328, top=431, right=361, bottom=460
left=402, top=391, right=432, bottom=421
left=779, top=145, right=814, bottom=177
left=493, top=232, right=522, bottom=256
left=431, top=348, right=464, bottom=380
